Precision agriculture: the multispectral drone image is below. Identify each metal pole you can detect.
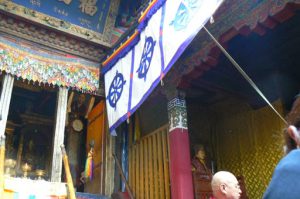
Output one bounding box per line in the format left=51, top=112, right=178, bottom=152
left=202, top=26, right=288, bottom=125
left=113, top=154, right=135, bottom=199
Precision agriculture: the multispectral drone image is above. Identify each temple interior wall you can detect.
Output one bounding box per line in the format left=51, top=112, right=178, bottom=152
left=187, top=99, right=285, bottom=199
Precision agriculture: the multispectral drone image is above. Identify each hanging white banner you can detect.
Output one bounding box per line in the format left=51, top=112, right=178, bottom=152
left=105, top=51, right=132, bottom=128
left=131, top=8, right=162, bottom=112
left=104, top=0, right=224, bottom=132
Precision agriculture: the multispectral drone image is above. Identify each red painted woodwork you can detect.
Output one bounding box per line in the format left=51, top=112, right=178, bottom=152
left=169, top=128, right=194, bottom=199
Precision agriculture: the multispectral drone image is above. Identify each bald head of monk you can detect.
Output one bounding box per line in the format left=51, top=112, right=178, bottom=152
left=211, top=171, right=241, bottom=199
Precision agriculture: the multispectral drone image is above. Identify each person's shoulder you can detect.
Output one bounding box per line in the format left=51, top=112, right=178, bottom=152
left=271, top=149, right=300, bottom=181
left=289, top=148, right=300, bottom=155
left=279, top=149, right=300, bottom=166
left=263, top=150, right=300, bottom=199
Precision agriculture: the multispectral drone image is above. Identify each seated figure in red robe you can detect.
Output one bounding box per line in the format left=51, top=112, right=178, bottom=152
left=192, top=144, right=212, bottom=180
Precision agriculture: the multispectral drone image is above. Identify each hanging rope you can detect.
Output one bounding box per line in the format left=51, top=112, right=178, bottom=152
left=202, top=26, right=288, bottom=125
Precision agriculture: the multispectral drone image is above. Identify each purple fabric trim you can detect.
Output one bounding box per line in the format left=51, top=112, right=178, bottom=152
left=102, top=34, right=140, bottom=74
left=102, top=0, right=166, bottom=75
left=126, top=24, right=211, bottom=120
left=159, top=4, right=166, bottom=75
left=127, top=47, right=135, bottom=113
left=137, top=0, right=166, bottom=32
left=125, top=34, right=198, bottom=124
left=129, top=76, right=162, bottom=117
left=109, top=113, right=129, bottom=132
left=109, top=75, right=162, bottom=133
left=109, top=20, right=211, bottom=133
left=164, top=20, right=211, bottom=74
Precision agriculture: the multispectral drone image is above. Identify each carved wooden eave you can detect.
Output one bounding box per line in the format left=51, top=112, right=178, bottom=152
left=165, top=0, right=300, bottom=89
left=0, top=10, right=107, bottom=62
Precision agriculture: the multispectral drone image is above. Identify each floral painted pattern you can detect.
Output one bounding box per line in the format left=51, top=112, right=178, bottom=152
left=0, top=38, right=99, bottom=92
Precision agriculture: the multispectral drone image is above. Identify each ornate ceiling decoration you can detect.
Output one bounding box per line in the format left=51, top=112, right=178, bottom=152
left=0, top=0, right=120, bottom=47
left=0, top=11, right=106, bottom=62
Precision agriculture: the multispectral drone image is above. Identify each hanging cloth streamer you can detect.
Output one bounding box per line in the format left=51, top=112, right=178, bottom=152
left=202, top=26, right=288, bottom=125
left=84, top=146, right=94, bottom=181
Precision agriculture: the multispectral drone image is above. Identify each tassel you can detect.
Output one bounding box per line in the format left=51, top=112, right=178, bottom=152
left=84, top=147, right=94, bottom=181
left=210, top=16, right=214, bottom=24
left=160, top=79, right=164, bottom=86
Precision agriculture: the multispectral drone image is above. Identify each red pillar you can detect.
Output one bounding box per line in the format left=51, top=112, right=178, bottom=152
left=167, top=97, right=194, bottom=199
